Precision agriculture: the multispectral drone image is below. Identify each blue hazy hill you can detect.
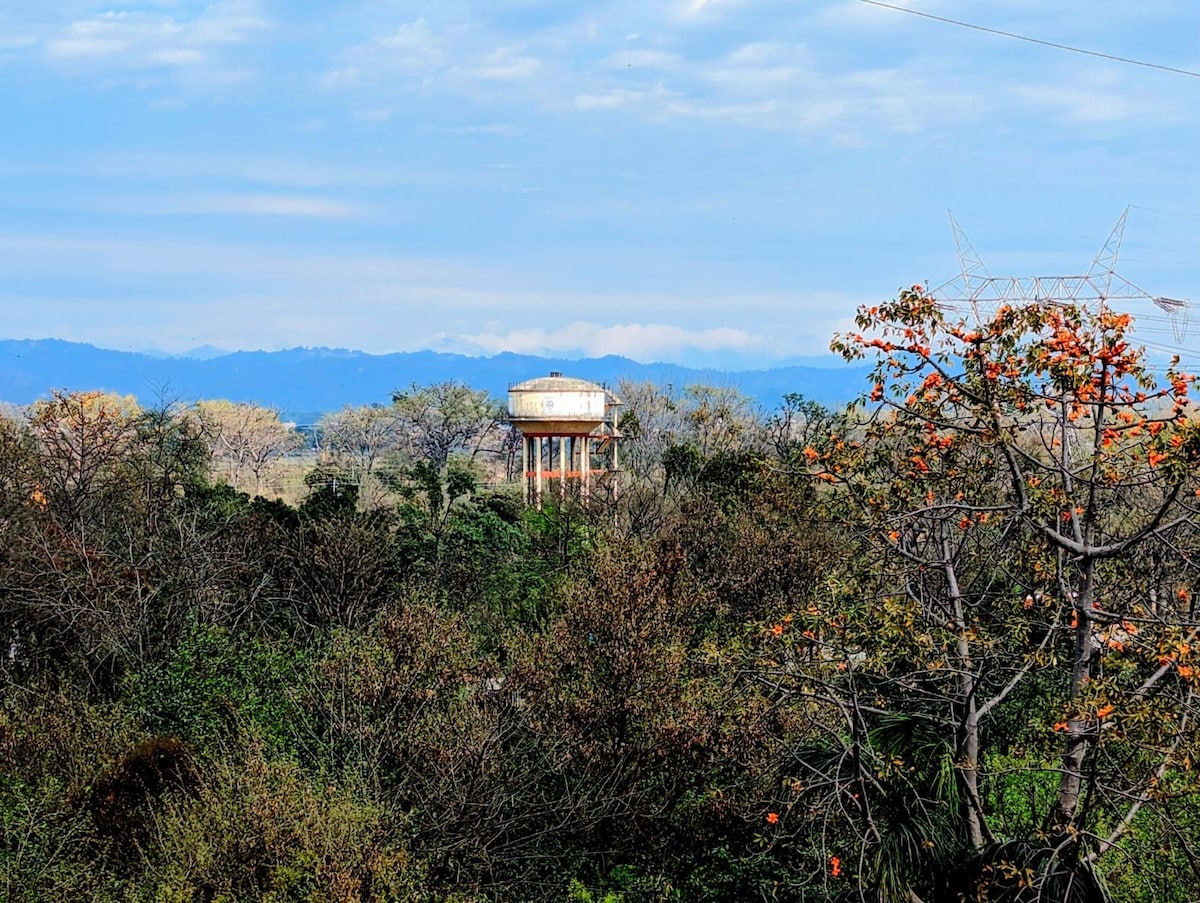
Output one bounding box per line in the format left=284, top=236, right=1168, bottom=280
left=0, top=339, right=872, bottom=419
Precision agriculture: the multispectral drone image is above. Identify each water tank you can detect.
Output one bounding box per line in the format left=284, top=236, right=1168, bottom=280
left=508, top=373, right=611, bottom=435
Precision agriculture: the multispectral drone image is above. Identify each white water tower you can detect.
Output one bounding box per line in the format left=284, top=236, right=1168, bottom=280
left=507, top=372, right=621, bottom=506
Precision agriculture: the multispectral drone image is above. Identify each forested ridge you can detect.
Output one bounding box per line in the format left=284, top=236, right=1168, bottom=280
left=0, top=339, right=869, bottom=416
left=4, top=294, right=1200, bottom=901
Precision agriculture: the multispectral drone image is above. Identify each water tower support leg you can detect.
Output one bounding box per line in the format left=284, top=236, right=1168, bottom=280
left=611, top=439, right=619, bottom=500
left=521, top=435, right=530, bottom=504
left=535, top=436, right=543, bottom=509
left=559, top=436, right=567, bottom=498
left=582, top=434, right=591, bottom=503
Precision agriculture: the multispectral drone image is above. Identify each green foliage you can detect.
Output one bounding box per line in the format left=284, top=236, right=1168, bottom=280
left=661, top=441, right=703, bottom=492
left=7, top=368, right=1200, bottom=900
left=1, top=776, right=118, bottom=902
left=301, top=463, right=359, bottom=518
left=122, top=742, right=433, bottom=902
left=129, top=622, right=307, bottom=753
left=696, top=449, right=770, bottom=507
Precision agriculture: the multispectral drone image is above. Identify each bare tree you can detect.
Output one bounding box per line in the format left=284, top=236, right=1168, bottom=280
left=195, top=400, right=302, bottom=495
left=26, top=391, right=141, bottom=528
left=318, top=404, right=405, bottom=508
left=615, top=380, right=759, bottom=478
left=392, top=382, right=504, bottom=472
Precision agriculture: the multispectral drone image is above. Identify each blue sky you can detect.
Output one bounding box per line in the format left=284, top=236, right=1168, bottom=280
left=3, top=1, right=1200, bottom=367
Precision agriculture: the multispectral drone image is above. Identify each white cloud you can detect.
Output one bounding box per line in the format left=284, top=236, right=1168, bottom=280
left=186, top=194, right=366, bottom=218
left=40, top=1, right=267, bottom=85
left=446, top=124, right=524, bottom=137
left=677, top=0, right=740, bottom=18
left=187, top=1, right=269, bottom=44
left=0, top=221, right=872, bottom=359
left=378, top=19, right=440, bottom=55
left=321, top=66, right=361, bottom=89
left=322, top=17, right=447, bottom=90
left=437, top=321, right=770, bottom=362
left=46, top=22, right=132, bottom=60
left=11, top=1, right=1197, bottom=137
left=663, top=98, right=778, bottom=122
left=1000, top=64, right=1180, bottom=125
left=575, top=84, right=673, bottom=111
left=330, top=14, right=942, bottom=136
left=85, top=152, right=501, bottom=190
left=810, top=0, right=927, bottom=29
left=469, top=48, right=543, bottom=82
left=85, top=193, right=371, bottom=220
left=1008, top=84, right=1130, bottom=123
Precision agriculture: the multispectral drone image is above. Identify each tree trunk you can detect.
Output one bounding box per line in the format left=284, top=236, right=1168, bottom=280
left=1048, top=558, right=1096, bottom=831
left=945, top=540, right=985, bottom=849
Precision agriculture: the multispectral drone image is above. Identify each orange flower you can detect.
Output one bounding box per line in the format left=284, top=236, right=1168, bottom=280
left=766, top=812, right=779, bottom=825
left=1096, top=704, right=1114, bottom=719
left=1179, top=588, right=1191, bottom=602
left=1053, top=721, right=1068, bottom=732
left=769, top=623, right=784, bottom=637
left=831, top=856, right=842, bottom=877
left=1149, top=450, right=1168, bottom=467
left=803, top=446, right=819, bottom=463
left=1178, top=664, right=1195, bottom=679
left=888, top=530, right=901, bottom=542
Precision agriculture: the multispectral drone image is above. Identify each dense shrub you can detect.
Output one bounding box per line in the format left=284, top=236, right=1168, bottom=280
left=4, top=367, right=1200, bottom=900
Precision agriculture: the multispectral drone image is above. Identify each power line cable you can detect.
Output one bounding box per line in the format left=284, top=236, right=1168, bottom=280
left=857, top=0, right=1200, bottom=79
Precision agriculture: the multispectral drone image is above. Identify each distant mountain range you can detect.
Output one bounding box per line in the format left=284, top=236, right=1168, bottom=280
left=0, top=339, right=872, bottom=422
left=138, top=344, right=232, bottom=361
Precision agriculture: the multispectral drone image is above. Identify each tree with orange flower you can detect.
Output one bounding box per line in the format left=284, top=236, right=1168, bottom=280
left=774, top=289, right=1200, bottom=898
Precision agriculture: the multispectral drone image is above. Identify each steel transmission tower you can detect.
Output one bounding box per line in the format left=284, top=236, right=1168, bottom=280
left=931, top=208, right=1190, bottom=342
